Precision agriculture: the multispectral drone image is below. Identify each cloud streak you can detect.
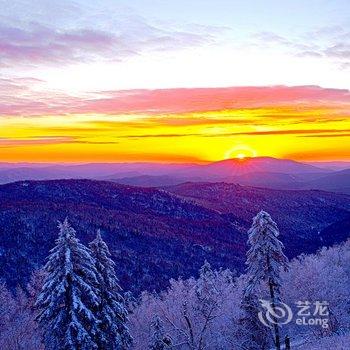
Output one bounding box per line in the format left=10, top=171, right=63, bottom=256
left=253, top=25, right=350, bottom=69
left=113, top=128, right=350, bottom=139
left=0, top=136, right=119, bottom=147
left=0, top=83, right=349, bottom=117
left=0, top=13, right=220, bottom=68
left=299, top=133, right=350, bottom=138
left=0, top=25, right=118, bottom=66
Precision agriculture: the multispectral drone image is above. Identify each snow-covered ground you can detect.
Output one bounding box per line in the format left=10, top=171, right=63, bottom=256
left=294, top=334, right=350, bottom=350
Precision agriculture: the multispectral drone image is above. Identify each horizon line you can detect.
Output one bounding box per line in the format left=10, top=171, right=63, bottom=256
left=1, top=156, right=349, bottom=166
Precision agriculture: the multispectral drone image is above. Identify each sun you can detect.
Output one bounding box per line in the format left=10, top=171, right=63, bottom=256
left=224, top=145, right=257, bottom=160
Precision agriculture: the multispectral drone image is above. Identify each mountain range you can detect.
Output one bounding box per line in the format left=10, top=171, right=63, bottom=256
left=0, top=157, right=349, bottom=194
left=0, top=179, right=349, bottom=294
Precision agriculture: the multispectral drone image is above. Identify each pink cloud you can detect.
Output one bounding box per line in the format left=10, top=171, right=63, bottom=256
left=87, top=86, right=349, bottom=114
left=0, top=82, right=349, bottom=117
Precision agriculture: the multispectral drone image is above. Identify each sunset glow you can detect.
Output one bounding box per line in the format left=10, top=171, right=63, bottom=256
left=1, top=86, right=349, bottom=163
left=1, top=0, right=349, bottom=163
left=1, top=2, right=350, bottom=350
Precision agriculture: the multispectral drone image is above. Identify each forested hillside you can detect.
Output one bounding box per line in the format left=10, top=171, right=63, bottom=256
left=0, top=179, right=349, bottom=295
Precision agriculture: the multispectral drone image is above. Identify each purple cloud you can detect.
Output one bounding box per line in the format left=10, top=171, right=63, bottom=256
left=253, top=25, right=350, bottom=69
left=0, top=13, right=221, bottom=68
left=0, top=23, right=133, bottom=66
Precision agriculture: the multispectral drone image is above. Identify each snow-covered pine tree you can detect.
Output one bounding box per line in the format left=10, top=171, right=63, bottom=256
left=195, top=260, right=219, bottom=319
left=36, top=219, right=100, bottom=350
left=89, top=230, right=132, bottom=349
left=149, top=315, right=172, bottom=350
left=245, top=210, right=289, bottom=350
left=238, top=293, right=269, bottom=350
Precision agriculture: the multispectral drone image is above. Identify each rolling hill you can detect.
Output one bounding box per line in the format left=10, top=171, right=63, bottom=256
left=0, top=179, right=244, bottom=294
left=0, top=157, right=331, bottom=182
left=1, top=158, right=349, bottom=194
left=0, top=179, right=349, bottom=295
left=303, top=168, right=350, bottom=194
left=164, top=182, right=350, bottom=254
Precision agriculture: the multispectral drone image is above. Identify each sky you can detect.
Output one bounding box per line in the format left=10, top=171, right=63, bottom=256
left=1, top=0, right=349, bottom=163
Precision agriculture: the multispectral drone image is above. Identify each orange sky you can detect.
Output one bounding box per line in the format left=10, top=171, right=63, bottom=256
left=2, top=0, right=350, bottom=164
left=1, top=86, right=350, bottom=163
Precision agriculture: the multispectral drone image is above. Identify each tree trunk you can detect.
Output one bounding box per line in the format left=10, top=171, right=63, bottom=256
left=268, top=278, right=281, bottom=350
left=265, top=250, right=281, bottom=350
left=285, top=335, right=291, bottom=350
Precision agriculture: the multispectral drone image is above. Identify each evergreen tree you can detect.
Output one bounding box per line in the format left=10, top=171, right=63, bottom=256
left=238, top=293, right=269, bottom=350
left=89, top=230, right=132, bottom=349
left=124, top=291, right=137, bottom=313
left=149, top=315, right=171, bottom=350
left=36, top=219, right=100, bottom=350
left=245, top=211, right=289, bottom=350
left=195, top=261, right=219, bottom=319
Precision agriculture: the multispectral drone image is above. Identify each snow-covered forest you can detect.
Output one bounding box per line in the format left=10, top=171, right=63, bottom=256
left=0, top=212, right=349, bottom=350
